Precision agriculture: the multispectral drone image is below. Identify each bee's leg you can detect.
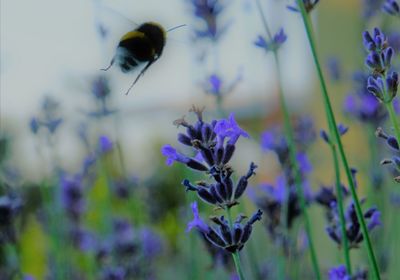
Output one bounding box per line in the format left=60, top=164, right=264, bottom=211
left=125, top=60, right=155, bottom=95
left=101, top=56, right=115, bottom=71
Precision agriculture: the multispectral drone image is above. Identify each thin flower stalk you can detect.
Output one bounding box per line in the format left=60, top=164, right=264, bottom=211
left=254, top=0, right=321, bottom=278
left=384, top=94, right=400, bottom=144
left=293, top=1, right=381, bottom=278
left=226, top=207, right=246, bottom=280
left=331, top=144, right=352, bottom=274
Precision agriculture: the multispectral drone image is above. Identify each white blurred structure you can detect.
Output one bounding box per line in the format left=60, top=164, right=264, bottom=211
left=0, top=0, right=313, bottom=179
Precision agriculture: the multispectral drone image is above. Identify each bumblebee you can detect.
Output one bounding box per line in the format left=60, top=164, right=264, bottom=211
left=102, top=22, right=184, bottom=95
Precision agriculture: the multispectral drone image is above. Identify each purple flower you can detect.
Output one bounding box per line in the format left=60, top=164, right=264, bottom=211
left=31, top=96, right=63, bottom=135
left=326, top=57, right=341, bottom=81
left=60, top=175, right=85, bottom=221
left=344, top=71, right=387, bottom=125
left=203, top=71, right=242, bottom=97
left=326, top=201, right=381, bottom=248
left=161, top=144, right=190, bottom=166
left=297, top=152, right=312, bottom=174
left=363, top=28, right=387, bottom=52
left=209, top=74, right=222, bottom=95
left=69, top=226, right=95, bottom=252
left=99, top=135, right=113, bottom=153
left=214, top=113, right=249, bottom=145
left=187, top=201, right=210, bottom=233
left=388, top=32, right=400, bottom=52
left=328, top=265, right=349, bottom=280
left=362, top=0, right=385, bottom=18
left=254, top=28, right=287, bottom=52
left=92, top=75, right=110, bottom=100
left=101, top=267, right=126, bottom=280
left=188, top=0, right=230, bottom=41
left=382, top=0, right=400, bottom=16
left=367, top=209, right=382, bottom=230
left=188, top=206, right=263, bottom=253
left=259, top=176, right=286, bottom=204
left=261, top=130, right=281, bottom=151
left=29, top=118, right=40, bottom=134
left=0, top=194, right=22, bottom=243
left=139, top=227, right=163, bottom=259
left=320, top=124, right=349, bottom=144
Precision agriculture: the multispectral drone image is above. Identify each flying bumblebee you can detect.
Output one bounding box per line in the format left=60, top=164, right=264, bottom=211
left=101, top=22, right=185, bottom=95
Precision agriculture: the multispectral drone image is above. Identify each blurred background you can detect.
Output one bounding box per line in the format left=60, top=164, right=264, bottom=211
left=1, top=0, right=399, bottom=279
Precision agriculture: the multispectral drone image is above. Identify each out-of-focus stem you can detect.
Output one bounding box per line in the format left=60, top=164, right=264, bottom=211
left=294, top=1, right=381, bottom=278
left=330, top=144, right=352, bottom=274
left=254, top=0, right=321, bottom=279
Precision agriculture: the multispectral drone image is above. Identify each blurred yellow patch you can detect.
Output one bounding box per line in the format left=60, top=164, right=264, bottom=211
left=20, top=216, right=47, bottom=279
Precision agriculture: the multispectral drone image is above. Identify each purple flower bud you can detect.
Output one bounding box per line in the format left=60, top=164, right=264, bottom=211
left=387, top=71, right=399, bottom=100
left=234, top=162, right=257, bottom=199
left=177, top=133, right=192, bottom=146
left=365, top=51, right=383, bottom=71
left=382, top=47, right=394, bottom=68
left=367, top=76, right=385, bottom=100
left=387, top=136, right=399, bottom=150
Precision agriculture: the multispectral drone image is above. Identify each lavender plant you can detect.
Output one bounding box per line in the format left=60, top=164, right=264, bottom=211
left=162, top=107, right=262, bottom=279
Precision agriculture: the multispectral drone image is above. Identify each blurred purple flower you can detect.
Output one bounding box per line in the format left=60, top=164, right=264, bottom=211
left=382, top=0, right=400, bottom=16
left=60, top=175, right=85, bottom=221
left=99, top=135, right=113, bottom=154
left=328, top=265, right=349, bottom=280
left=254, top=28, right=287, bottom=52
left=362, top=0, right=385, bottom=18
left=344, top=71, right=387, bottom=125
left=139, top=228, right=163, bottom=259
left=29, top=118, right=40, bottom=134
left=188, top=0, right=231, bottom=41
left=92, top=75, right=111, bottom=100
left=203, top=71, right=242, bottom=97
left=326, top=56, right=342, bottom=82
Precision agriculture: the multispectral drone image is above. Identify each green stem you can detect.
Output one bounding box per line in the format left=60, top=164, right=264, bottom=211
left=330, top=144, right=352, bottom=274
left=216, top=95, right=225, bottom=118
left=254, top=1, right=321, bottom=278
left=226, top=207, right=246, bottom=280
left=294, top=2, right=381, bottom=279
left=385, top=101, right=400, bottom=145
left=238, top=203, right=262, bottom=280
